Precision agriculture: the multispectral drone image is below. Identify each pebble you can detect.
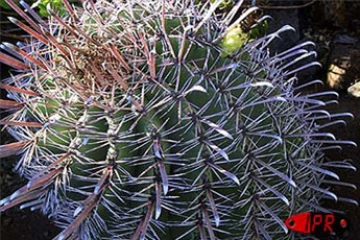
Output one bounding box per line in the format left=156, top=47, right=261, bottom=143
left=348, top=81, right=360, bottom=97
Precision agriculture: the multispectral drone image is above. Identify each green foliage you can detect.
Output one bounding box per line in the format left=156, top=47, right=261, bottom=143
left=221, top=25, right=249, bottom=56
left=37, top=0, right=66, bottom=17
left=210, top=0, right=234, bottom=9
left=249, top=19, right=269, bottom=39
left=0, top=0, right=17, bottom=9
left=0, top=0, right=67, bottom=17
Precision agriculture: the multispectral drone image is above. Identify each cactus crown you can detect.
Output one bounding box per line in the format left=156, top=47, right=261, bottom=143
left=0, top=0, right=357, bottom=239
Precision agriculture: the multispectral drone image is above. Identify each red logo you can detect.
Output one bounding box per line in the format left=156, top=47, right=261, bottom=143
left=284, top=212, right=349, bottom=238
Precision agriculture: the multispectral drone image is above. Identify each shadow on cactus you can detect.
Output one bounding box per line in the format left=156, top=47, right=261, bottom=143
left=0, top=0, right=357, bottom=239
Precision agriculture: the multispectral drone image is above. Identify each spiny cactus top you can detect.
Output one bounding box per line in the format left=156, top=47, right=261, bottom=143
left=0, top=0, right=357, bottom=239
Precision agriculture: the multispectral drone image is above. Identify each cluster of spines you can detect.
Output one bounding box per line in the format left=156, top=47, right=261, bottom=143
left=0, top=0, right=357, bottom=239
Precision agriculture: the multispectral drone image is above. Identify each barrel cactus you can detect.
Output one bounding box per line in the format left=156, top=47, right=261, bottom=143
left=0, top=0, right=357, bottom=239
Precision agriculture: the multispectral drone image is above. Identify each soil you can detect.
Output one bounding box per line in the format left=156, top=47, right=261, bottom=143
left=0, top=1, right=360, bottom=240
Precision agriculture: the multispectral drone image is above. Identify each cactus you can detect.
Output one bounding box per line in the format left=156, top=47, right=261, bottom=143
left=0, top=0, right=357, bottom=239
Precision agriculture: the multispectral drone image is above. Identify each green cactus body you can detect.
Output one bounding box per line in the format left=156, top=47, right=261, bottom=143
left=0, top=0, right=357, bottom=239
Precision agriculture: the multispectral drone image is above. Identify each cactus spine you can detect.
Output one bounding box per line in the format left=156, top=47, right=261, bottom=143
left=0, top=0, right=357, bottom=239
